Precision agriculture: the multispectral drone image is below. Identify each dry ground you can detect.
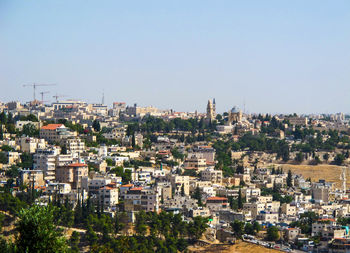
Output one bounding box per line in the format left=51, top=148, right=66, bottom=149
left=188, top=241, right=279, bottom=253
left=276, top=164, right=347, bottom=188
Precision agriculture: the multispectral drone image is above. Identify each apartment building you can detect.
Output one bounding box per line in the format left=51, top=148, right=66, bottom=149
left=168, top=175, right=190, bottom=196
left=99, top=186, right=119, bottom=208
left=63, top=138, right=85, bottom=153
left=19, top=169, right=45, bottom=187
left=201, top=168, right=223, bottom=184
left=33, top=149, right=58, bottom=181
left=55, top=163, right=88, bottom=189
left=124, top=187, right=159, bottom=212
left=40, top=124, right=73, bottom=143
left=206, top=197, right=229, bottom=211
left=184, top=156, right=207, bottom=171
left=19, top=136, right=46, bottom=154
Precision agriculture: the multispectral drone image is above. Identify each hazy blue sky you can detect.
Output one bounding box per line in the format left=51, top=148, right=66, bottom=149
left=1, top=1, right=349, bottom=114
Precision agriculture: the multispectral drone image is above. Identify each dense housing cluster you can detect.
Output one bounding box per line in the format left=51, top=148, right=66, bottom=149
left=0, top=99, right=349, bottom=252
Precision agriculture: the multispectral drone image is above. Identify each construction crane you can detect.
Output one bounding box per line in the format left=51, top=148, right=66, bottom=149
left=23, top=83, right=56, bottom=101
left=39, top=91, right=50, bottom=104
left=53, top=94, right=67, bottom=103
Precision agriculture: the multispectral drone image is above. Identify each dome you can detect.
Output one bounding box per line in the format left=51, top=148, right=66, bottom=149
left=231, top=106, right=240, bottom=113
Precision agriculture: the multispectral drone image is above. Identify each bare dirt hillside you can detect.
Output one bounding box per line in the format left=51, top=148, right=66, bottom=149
left=188, top=241, right=279, bottom=253
left=278, top=164, right=346, bottom=187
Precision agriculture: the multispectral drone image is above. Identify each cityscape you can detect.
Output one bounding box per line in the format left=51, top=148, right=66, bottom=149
left=1, top=1, right=350, bottom=253
left=0, top=98, right=349, bottom=252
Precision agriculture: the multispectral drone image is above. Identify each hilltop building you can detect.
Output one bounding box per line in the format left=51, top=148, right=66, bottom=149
left=206, top=98, right=216, bottom=122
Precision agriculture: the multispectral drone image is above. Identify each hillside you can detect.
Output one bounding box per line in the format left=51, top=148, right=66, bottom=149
left=278, top=164, right=346, bottom=187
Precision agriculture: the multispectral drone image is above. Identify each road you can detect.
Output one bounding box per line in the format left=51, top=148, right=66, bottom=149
left=242, top=234, right=303, bottom=252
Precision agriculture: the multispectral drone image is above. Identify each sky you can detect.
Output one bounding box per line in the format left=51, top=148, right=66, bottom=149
left=0, top=0, right=349, bottom=114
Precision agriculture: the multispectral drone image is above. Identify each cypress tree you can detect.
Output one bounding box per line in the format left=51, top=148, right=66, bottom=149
left=238, top=188, right=243, bottom=210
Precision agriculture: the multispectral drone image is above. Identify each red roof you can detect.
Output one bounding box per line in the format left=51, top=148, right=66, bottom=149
left=207, top=197, right=228, bottom=201
left=121, top=184, right=134, bottom=187
left=184, top=167, right=197, bottom=170
left=35, top=185, right=46, bottom=190
left=159, top=150, right=170, bottom=155
left=41, top=124, right=63, bottom=130
left=318, top=218, right=335, bottom=222
left=100, top=186, right=115, bottom=190
left=69, top=163, right=87, bottom=167
left=130, top=187, right=143, bottom=191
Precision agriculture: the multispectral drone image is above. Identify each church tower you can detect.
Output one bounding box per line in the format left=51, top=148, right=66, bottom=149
left=206, top=99, right=215, bottom=122
left=213, top=98, right=216, bottom=116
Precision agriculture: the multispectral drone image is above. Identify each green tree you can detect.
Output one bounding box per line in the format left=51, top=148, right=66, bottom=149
left=22, top=123, right=39, bottom=137
left=171, top=148, right=184, bottom=161
left=266, top=226, right=280, bottom=241
left=6, top=124, right=16, bottom=134
left=5, top=165, right=20, bottom=178
left=105, top=158, right=114, bottom=166
left=74, top=199, right=83, bottom=225
left=231, top=220, right=244, bottom=239
left=85, top=224, right=98, bottom=247
left=287, top=170, right=293, bottom=187
left=25, top=114, right=39, bottom=122
left=253, top=221, right=261, bottom=234
left=0, top=152, right=8, bottom=164
left=244, top=222, right=255, bottom=235
left=187, top=216, right=208, bottom=241
left=61, top=145, right=67, bottom=155
left=334, top=154, right=345, bottom=165
left=92, top=120, right=101, bottom=132
left=1, top=145, right=13, bottom=152
left=313, top=155, right=321, bottom=165
left=0, top=112, right=7, bottom=124
left=181, top=184, right=185, bottom=196
left=295, top=152, right=304, bottom=163
left=0, top=236, right=14, bottom=253
left=192, top=186, right=202, bottom=206
left=115, top=212, right=127, bottom=234
left=69, top=231, right=80, bottom=253
left=323, top=153, right=329, bottom=162
left=238, top=188, right=243, bottom=210
left=135, top=210, right=147, bottom=236
left=15, top=205, right=67, bottom=253
left=19, top=152, right=33, bottom=169
left=132, top=134, right=136, bottom=148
